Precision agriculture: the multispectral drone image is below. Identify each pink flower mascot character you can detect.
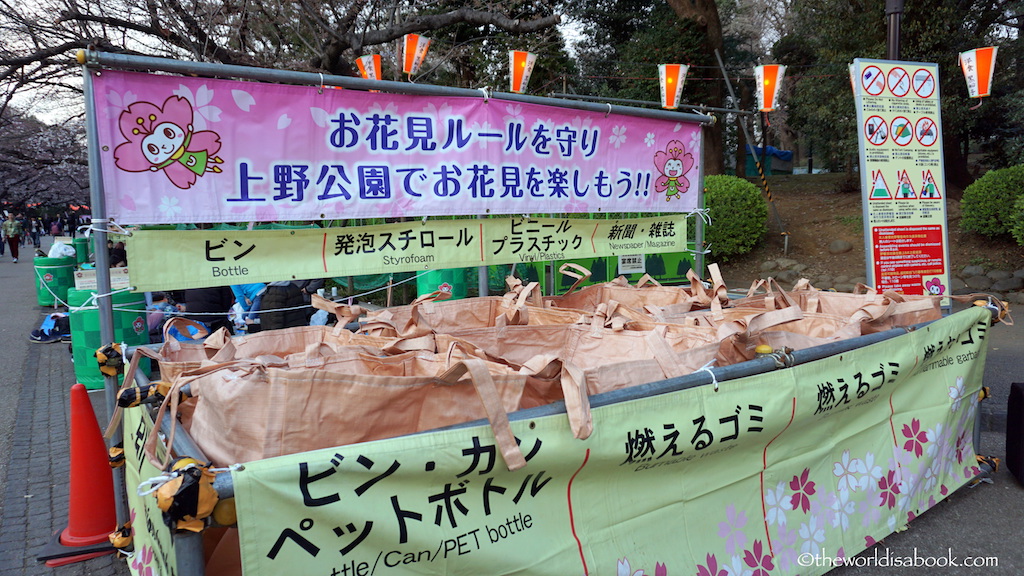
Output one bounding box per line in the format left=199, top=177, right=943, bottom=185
left=114, top=96, right=224, bottom=189
left=653, top=139, right=694, bottom=202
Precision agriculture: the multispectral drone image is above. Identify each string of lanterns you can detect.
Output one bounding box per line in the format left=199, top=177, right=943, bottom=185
left=356, top=35, right=997, bottom=112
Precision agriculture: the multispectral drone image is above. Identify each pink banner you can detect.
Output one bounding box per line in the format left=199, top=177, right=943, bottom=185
left=92, top=71, right=702, bottom=224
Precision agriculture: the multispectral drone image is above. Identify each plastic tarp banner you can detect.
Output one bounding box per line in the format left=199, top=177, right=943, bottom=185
left=228, top=307, right=990, bottom=576
left=126, top=215, right=687, bottom=291
left=90, top=70, right=703, bottom=225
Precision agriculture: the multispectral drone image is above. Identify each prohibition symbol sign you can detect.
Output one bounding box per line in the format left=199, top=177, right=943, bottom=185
left=865, top=115, right=888, bottom=145
left=861, top=65, right=885, bottom=96
left=915, top=117, right=938, bottom=146
left=887, top=67, right=911, bottom=97
left=891, top=116, right=913, bottom=146
left=913, top=68, right=936, bottom=98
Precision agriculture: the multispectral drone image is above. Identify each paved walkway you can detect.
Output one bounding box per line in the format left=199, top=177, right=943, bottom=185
left=0, top=238, right=127, bottom=576
left=0, top=238, right=1020, bottom=575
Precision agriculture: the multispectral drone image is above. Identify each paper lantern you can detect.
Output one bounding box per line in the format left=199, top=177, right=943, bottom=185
left=403, top=34, right=431, bottom=75
left=959, top=46, right=997, bottom=98
left=509, top=51, right=538, bottom=94
left=356, top=54, right=382, bottom=81
left=658, top=64, right=688, bottom=109
left=755, top=65, right=786, bottom=112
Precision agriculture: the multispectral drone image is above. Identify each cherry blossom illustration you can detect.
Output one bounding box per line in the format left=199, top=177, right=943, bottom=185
left=798, top=515, right=826, bottom=556
left=645, top=132, right=656, bottom=147
left=564, top=197, right=588, bottom=214
left=771, top=525, right=799, bottom=572
left=503, top=103, right=525, bottom=123
left=609, top=125, right=627, bottom=148
left=789, top=468, right=816, bottom=513
left=724, top=554, right=753, bottom=576
left=855, top=451, right=884, bottom=492
left=158, top=196, right=183, bottom=219
left=877, top=470, right=901, bottom=509
left=718, top=504, right=748, bottom=555
left=742, top=540, right=774, bottom=576
left=618, top=557, right=649, bottom=576
left=130, top=544, right=155, bottom=576
left=696, top=553, right=728, bottom=576
left=833, top=450, right=867, bottom=492
left=948, top=376, right=966, bottom=413
left=105, top=89, right=138, bottom=117
left=763, top=480, right=788, bottom=528
left=831, top=488, right=856, bottom=531
left=173, top=83, right=222, bottom=130
left=232, top=89, right=256, bottom=112
left=901, top=418, right=929, bottom=458
left=858, top=480, right=882, bottom=527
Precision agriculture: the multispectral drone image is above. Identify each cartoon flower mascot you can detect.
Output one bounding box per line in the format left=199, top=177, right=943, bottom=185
left=114, top=96, right=223, bottom=189
left=653, top=140, right=694, bottom=201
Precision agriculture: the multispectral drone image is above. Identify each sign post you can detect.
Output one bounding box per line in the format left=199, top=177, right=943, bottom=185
left=852, top=59, right=951, bottom=304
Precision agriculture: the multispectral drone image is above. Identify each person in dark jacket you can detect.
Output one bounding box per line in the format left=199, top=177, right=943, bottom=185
left=258, top=281, right=307, bottom=331
left=181, top=286, right=235, bottom=334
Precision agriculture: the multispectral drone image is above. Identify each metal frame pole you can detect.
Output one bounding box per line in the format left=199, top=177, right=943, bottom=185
left=80, top=50, right=713, bottom=127
left=80, top=55, right=129, bottom=528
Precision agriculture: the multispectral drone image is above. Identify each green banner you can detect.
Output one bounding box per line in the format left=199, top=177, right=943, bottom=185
left=123, top=408, right=179, bottom=576
left=226, top=308, right=990, bottom=576
left=126, top=216, right=688, bottom=291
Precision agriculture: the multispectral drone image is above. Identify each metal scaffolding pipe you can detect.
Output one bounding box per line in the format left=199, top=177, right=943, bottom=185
left=80, top=49, right=713, bottom=126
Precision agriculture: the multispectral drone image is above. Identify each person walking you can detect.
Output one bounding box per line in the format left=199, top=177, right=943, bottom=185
left=29, top=217, right=42, bottom=248
left=3, top=213, right=24, bottom=262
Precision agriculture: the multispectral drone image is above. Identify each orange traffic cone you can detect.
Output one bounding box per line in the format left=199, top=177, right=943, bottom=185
left=37, top=383, right=116, bottom=566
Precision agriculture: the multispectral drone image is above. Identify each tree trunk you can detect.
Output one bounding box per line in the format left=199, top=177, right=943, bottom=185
left=665, top=0, right=726, bottom=175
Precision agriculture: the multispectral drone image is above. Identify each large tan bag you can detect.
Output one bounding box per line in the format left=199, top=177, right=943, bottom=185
left=151, top=356, right=529, bottom=469
left=542, top=263, right=721, bottom=314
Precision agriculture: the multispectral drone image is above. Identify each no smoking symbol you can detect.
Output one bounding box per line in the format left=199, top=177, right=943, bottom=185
left=887, top=67, right=910, bottom=97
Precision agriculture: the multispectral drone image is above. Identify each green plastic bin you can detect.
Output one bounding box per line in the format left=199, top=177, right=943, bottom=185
left=72, top=237, right=91, bottom=264
left=33, top=256, right=77, bottom=307
left=68, top=289, right=150, bottom=390
left=416, top=268, right=468, bottom=300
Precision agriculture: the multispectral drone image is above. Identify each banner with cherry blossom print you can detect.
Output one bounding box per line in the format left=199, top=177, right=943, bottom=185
left=90, top=70, right=703, bottom=225
left=229, top=308, right=990, bottom=576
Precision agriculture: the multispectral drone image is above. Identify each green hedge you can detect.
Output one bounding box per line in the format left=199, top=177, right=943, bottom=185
left=704, top=175, right=768, bottom=261
left=960, top=165, right=1024, bottom=237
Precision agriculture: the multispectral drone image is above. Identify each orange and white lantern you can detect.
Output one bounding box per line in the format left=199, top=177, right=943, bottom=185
left=755, top=64, right=786, bottom=112
left=959, top=46, right=997, bottom=98
left=509, top=50, right=538, bottom=94
left=658, top=64, right=688, bottom=109
left=356, top=54, right=382, bottom=81
left=402, top=34, right=431, bottom=75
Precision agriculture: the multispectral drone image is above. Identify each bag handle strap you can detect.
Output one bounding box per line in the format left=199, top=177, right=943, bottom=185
left=436, top=360, right=527, bottom=471
left=104, top=346, right=163, bottom=439
left=517, top=355, right=594, bottom=441
left=161, top=317, right=209, bottom=352
left=556, top=263, right=592, bottom=296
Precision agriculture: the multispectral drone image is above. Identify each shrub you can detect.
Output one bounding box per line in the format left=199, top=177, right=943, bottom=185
left=1010, top=194, right=1024, bottom=246
left=703, top=175, right=768, bottom=261
left=960, top=165, right=1024, bottom=237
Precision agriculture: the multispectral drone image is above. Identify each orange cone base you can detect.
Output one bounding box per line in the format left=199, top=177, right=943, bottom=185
left=37, top=527, right=115, bottom=566
left=44, top=550, right=114, bottom=568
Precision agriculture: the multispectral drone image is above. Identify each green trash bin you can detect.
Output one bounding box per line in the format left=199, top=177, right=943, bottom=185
left=68, top=288, right=150, bottom=390
left=416, top=268, right=468, bottom=300
left=33, top=256, right=77, bottom=307
left=72, top=237, right=91, bottom=264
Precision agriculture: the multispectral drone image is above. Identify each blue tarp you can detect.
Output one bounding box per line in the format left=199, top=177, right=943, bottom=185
left=745, top=145, right=794, bottom=162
